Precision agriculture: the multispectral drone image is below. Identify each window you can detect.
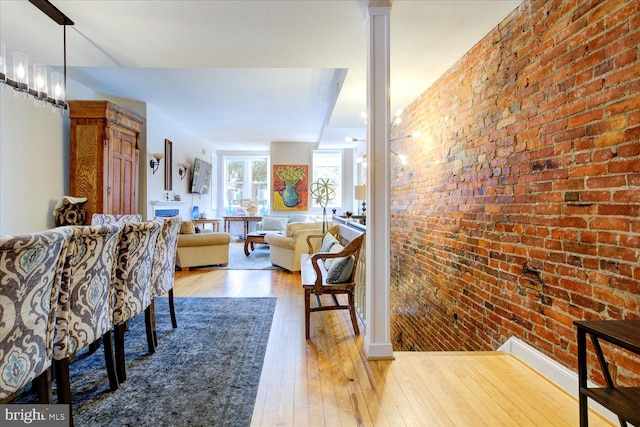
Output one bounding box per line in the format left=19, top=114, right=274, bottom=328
left=312, top=150, right=342, bottom=208
left=223, top=156, right=268, bottom=214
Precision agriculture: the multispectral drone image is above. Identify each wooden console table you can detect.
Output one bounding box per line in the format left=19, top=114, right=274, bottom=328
left=192, top=218, right=220, bottom=232
left=223, top=216, right=262, bottom=239
left=574, top=320, right=640, bottom=427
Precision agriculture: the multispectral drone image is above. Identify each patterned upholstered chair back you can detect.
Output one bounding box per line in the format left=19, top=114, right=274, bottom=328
left=111, top=221, right=161, bottom=325
left=0, top=227, right=72, bottom=400
left=91, top=214, right=142, bottom=225
left=150, top=216, right=182, bottom=298
left=53, top=224, right=122, bottom=359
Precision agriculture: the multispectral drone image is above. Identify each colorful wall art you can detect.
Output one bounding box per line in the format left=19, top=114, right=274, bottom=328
left=272, top=164, right=308, bottom=211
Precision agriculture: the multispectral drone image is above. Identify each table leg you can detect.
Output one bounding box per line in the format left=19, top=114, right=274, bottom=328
left=577, top=327, right=588, bottom=427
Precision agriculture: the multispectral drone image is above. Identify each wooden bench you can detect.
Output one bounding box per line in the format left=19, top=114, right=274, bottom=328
left=300, top=225, right=365, bottom=340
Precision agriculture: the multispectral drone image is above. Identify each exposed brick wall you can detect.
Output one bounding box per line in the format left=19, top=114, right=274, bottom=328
left=390, top=0, right=640, bottom=385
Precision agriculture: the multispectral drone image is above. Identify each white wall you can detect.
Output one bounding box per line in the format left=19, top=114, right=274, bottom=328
left=0, top=88, right=68, bottom=234
left=145, top=104, right=215, bottom=220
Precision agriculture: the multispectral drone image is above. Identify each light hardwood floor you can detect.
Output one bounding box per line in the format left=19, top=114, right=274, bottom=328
left=173, top=268, right=614, bottom=427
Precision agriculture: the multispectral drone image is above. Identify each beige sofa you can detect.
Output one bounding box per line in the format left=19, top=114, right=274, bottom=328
left=264, top=221, right=326, bottom=272
left=175, top=221, right=231, bottom=270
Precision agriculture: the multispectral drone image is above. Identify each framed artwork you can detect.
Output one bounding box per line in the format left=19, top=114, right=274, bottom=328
left=272, top=164, right=308, bottom=211
left=164, top=139, right=173, bottom=191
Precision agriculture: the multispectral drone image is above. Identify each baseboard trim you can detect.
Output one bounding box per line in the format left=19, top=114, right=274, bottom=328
left=363, top=338, right=394, bottom=360
left=498, top=336, right=617, bottom=424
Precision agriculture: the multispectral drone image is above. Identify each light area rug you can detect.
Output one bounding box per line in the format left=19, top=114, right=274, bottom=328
left=214, top=242, right=282, bottom=270
left=59, top=297, right=276, bottom=426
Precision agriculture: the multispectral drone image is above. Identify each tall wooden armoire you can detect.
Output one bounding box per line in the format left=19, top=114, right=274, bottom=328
left=69, top=100, right=144, bottom=224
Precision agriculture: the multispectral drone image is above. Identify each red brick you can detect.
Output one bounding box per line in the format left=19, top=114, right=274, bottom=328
left=388, top=0, right=640, bottom=379
left=586, top=176, right=626, bottom=188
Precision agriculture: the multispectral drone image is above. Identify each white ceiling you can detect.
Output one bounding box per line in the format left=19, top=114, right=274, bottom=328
left=0, top=0, right=521, bottom=150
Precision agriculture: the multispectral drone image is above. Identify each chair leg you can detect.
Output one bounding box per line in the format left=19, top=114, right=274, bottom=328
left=51, top=362, right=74, bottom=427
left=102, top=330, right=119, bottom=391
left=145, top=306, right=156, bottom=354
left=114, top=323, right=127, bottom=383
left=348, top=292, right=360, bottom=335
left=304, top=289, right=311, bottom=339
left=32, top=368, right=52, bottom=404
left=169, top=289, right=177, bottom=329
left=149, top=299, right=158, bottom=347
left=54, top=358, right=72, bottom=404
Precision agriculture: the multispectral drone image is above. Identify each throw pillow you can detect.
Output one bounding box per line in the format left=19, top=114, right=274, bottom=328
left=180, top=221, right=196, bottom=234
left=321, top=232, right=339, bottom=253
left=261, top=216, right=288, bottom=231
left=288, top=214, right=311, bottom=224
left=323, top=243, right=345, bottom=270
left=326, top=255, right=355, bottom=284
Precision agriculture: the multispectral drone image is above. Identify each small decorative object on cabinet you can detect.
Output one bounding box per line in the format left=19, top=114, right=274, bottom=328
left=69, top=101, right=144, bottom=223
left=574, top=320, right=640, bottom=427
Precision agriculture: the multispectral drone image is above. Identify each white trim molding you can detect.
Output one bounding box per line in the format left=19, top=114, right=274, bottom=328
left=499, top=336, right=617, bottom=424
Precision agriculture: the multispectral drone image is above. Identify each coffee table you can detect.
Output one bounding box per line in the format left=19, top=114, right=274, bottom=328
left=244, top=232, right=268, bottom=256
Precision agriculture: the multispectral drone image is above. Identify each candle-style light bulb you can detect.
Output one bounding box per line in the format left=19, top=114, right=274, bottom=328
left=13, top=52, right=28, bottom=99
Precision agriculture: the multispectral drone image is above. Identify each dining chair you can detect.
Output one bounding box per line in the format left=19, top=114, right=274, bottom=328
left=149, top=216, right=182, bottom=346
left=52, top=224, right=122, bottom=407
left=0, top=227, right=72, bottom=403
left=91, top=213, right=142, bottom=225
left=110, top=220, right=161, bottom=383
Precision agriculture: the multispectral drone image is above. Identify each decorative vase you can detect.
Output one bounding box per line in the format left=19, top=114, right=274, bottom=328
left=280, top=184, right=300, bottom=207
left=246, top=206, right=259, bottom=216
left=192, top=206, right=200, bottom=220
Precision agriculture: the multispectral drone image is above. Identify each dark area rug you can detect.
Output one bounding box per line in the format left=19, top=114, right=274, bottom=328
left=59, top=297, right=275, bottom=426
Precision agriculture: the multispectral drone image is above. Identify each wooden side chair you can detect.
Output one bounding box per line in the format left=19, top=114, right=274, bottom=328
left=52, top=224, right=122, bottom=411
left=110, top=220, right=161, bottom=383
left=301, top=227, right=364, bottom=340
left=149, top=216, right=182, bottom=346
left=0, top=227, right=72, bottom=403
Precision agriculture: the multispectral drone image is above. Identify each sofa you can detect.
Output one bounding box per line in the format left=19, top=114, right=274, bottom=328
left=256, top=214, right=320, bottom=233
left=175, top=220, right=231, bottom=270
left=264, top=221, right=327, bottom=272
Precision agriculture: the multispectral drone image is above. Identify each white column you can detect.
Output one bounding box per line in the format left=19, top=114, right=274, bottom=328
left=364, top=1, right=393, bottom=360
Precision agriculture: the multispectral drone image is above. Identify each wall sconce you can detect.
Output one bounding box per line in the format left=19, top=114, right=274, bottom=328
left=0, top=0, right=74, bottom=110
left=150, top=153, right=164, bottom=174
left=354, top=185, right=367, bottom=215
left=178, top=162, right=191, bottom=180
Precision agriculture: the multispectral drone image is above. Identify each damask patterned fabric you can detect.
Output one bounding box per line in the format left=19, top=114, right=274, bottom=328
left=0, top=227, right=72, bottom=400
left=53, top=224, right=122, bottom=359
left=150, top=217, right=181, bottom=298
left=111, top=221, right=161, bottom=326
left=54, top=198, right=87, bottom=226
left=91, top=214, right=142, bottom=225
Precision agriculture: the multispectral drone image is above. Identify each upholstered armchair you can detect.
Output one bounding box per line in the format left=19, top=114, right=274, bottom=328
left=0, top=227, right=72, bottom=402
left=263, top=221, right=326, bottom=272
left=91, top=213, right=142, bottom=225
left=110, top=220, right=161, bottom=383
left=149, top=216, right=182, bottom=345
left=52, top=224, right=122, bottom=406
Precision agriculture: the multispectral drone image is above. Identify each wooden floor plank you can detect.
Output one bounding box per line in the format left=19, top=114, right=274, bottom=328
left=173, top=268, right=614, bottom=427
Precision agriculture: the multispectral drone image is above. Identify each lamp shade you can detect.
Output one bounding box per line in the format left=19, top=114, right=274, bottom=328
left=354, top=185, right=366, bottom=200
